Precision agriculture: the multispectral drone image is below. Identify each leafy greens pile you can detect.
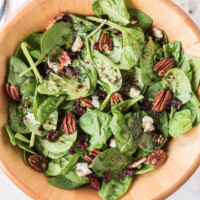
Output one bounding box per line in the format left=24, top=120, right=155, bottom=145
left=5, top=0, right=200, bottom=199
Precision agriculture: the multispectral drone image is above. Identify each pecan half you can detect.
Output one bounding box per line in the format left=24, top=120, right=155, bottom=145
left=129, top=156, right=147, bottom=169
left=46, top=13, right=64, bottom=30
left=85, top=149, right=101, bottom=163
left=110, top=93, right=123, bottom=106
left=147, top=149, right=167, bottom=168
left=28, top=155, right=48, bottom=172
left=99, top=33, right=113, bottom=53
left=154, top=58, right=176, bottom=76
left=153, top=89, right=171, bottom=112
left=80, top=98, right=93, bottom=108
left=154, top=134, right=164, bottom=145
left=63, top=112, right=76, bottom=135
left=59, top=51, right=71, bottom=67
left=130, top=19, right=138, bottom=24
left=6, top=83, right=21, bottom=102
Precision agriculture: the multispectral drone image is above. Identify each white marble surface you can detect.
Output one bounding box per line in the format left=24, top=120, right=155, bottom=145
left=0, top=0, right=200, bottom=199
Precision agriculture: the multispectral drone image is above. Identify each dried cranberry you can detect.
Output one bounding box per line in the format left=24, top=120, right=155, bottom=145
left=139, top=98, right=151, bottom=110
left=42, top=131, right=59, bottom=142
left=76, top=134, right=89, bottom=149
left=38, top=125, right=44, bottom=131
left=102, top=170, right=111, bottom=183
left=101, top=15, right=109, bottom=20
left=169, top=97, right=182, bottom=110
left=97, top=90, right=107, bottom=100
left=113, top=28, right=122, bottom=35
left=62, top=15, right=72, bottom=23
left=75, top=105, right=86, bottom=116
left=69, top=147, right=76, bottom=155
left=93, top=42, right=99, bottom=50
left=87, top=173, right=101, bottom=191
left=119, top=169, right=135, bottom=180
left=69, top=52, right=77, bottom=58
left=65, top=67, right=76, bottom=77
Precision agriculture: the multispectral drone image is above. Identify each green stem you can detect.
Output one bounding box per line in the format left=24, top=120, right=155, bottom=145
left=29, top=133, right=35, bottom=148
left=97, top=93, right=112, bottom=111
left=170, top=107, right=175, bottom=120
left=86, top=38, right=92, bottom=62
left=19, top=54, right=45, bottom=77
left=21, top=43, right=43, bottom=83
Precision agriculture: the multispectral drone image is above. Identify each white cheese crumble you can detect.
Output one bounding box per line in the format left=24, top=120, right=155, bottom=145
left=152, top=27, right=163, bottom=39
left=92, top=95, right=100, bottom=108
left=48, top=59, right=63, bottom=73
left=129, top=87, right=141, bottom=98
left=25, top=112, right=39, bottom=125
left=142, top=116, right=155, bottom=133
left=76, top=163, right=92, bottom=177
left=71, top=37, right=83, bottom=52
left=109, top=138, right=118, bottom=148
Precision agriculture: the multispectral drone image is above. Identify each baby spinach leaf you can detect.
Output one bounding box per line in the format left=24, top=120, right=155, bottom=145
left=24, top=150, right=32, bottom=166
left=45, top=153, right=80, bottom=176
left=30, top=50, right=42, bottom=60
left=48, top=168, right=89, bottom=190
left=5, top=124, right=17, bottom=146
left=110, top=110, right=137, bottom=156
left=137, top=132, right=155, bottom=152
left=38, top=73, right=90, bottom=99
left=24, top=110, right=58, bottom=136
left=135, top=163, right=155, bottom=174
left=41, top=22, right=74, bottom=55
left=92, top=148, right=132, bottom=179
left=163, top=68, right=192, bottom=104
left=20, top=78, right=37, bottom=96
left=129, top=9, right=153, bottom=30
left=59, top=100, right=76, bottom=110
left=92, top=0, right=130, bottom=25
left=163, top=42, right=181, bottom=64
left=9, top=102, right=30, bottom=134
left=8, top=56, right=34, bottom=88
left=37, top=95, right=65, bottom=122
left=98, top=177, right=132, bottom=200
left=14, top=133, right=30, bottom=144
left=79, top=110, right=112, bottom=150
left=180, top=54, right=200, bottom=92
left=169, top=109, right=192, bottom=138
left=141, top=37, right=159, bottom=85
left=36, top=132, right=77, bottom=157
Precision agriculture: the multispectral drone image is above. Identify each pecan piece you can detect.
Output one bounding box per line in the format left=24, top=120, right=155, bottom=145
left=6, top=83, right=21, bottom=102
left=28, top=155, right=48, bottom=172
left=80, top=98, right=93, bottom=108
left=129, top=156, right=147, bottom=169
left=99, top=33, right=113, bottom=53
left=85, top=149, right=101, bottom=163
left=154, top=134, right=164, bottom=145
left=63, top=112, right=76, bottom=135
left=153, top=89, right=171, bottom=112
left=46, top=13, right=64, bottom=30
left=59, top=51, right=72, bottom=67
left=110, top=93, right=123, bottom=106
left=130, top=19, right=138, bottom=24
left=147, top=149, right=167, bottom=168
left=154, top=58, right=176, bottom=76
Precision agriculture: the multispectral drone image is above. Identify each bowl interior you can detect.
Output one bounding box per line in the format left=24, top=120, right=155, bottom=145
left=0, top=0, right=200, bottom=199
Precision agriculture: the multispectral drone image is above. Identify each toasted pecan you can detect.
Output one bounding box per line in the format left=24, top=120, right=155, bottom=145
left=6, top=83, right=21, bottom=102
left=110, top=93, right=123, bottom=106
left=85, top=149, right=101, bottom=163
left=129, top=157, right=147, bottom=169
left=80, top=98, right=93, bottom=108
left=28, top=155, right=48, bottom=172
left=63, top=112, right=76, bottom=135
left=99, top=33, right=113, bottom=53
left=46, top=13, right=64, bottom=30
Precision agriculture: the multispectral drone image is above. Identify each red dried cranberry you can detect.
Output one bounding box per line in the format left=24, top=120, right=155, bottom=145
left=65, top=67, right=76, bottom=77
left=87, top=173, right=101, bottom=191
left=139, top=98, right=151, bottom=110
left=93, top=42, right=99, bottom=50
left=62, top=15, right=72, bottom=23
left=119, top=169, right=135, bottom=180
left=102, top=170, right=111, bottom=183
left=42, top=131, right=59, bottom=142
left=38, top=125, right=44, bottom=131
left=97, top=90, right=107, bottom=100
left=69, top=52, right=77, bottom=58
left=113, top=28, right=122, bottom=35
left=76, top=134, right=89, bottom=149
left=101, top=15, right=108, bottom=20
left=169, top=97, right=182, bottom=110
left=69, top=147, right=76, bottom=155
left=75, top=105, right=86, bottom=116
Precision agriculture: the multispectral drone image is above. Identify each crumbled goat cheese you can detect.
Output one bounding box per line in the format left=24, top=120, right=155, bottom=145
left=48, top=59, right=62, bottom=73
left=129, top=88, right=141, bottom=98
left=152, top=27, right=163, bottom=39
left=109, top=138, right=118, bottom=148
left=76, top=163, right=92, bottom=177
left=92, top=95, right=100, bottom=108
left=142, top=116, right=155, bottom=132
left=25, top=112, right=39, bottom=125
left=71, top=37, right=83, bottom=52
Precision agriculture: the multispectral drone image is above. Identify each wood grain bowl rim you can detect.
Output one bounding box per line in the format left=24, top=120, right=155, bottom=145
left=0, top=0, right=200, bottom=200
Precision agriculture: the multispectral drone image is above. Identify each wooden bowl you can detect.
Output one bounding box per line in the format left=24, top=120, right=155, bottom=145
left=0, top=0, right=200, bottom=199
